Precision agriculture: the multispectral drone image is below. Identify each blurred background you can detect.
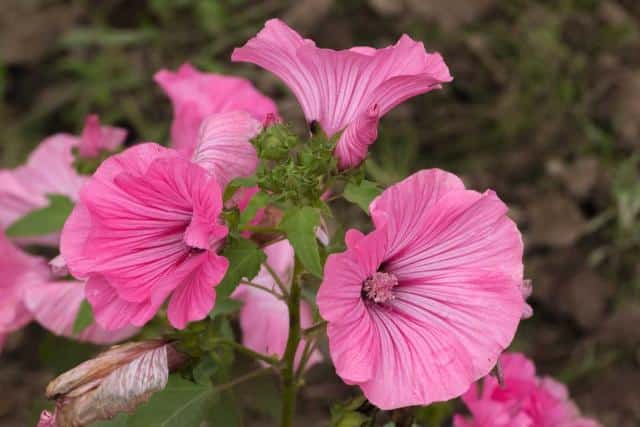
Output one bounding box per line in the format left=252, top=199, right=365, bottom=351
left=1, top=0, right=639, bottom=426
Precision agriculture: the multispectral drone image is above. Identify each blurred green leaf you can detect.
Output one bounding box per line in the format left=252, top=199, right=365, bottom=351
left=216, top=237, right=266, bottom=300
left=97, top=375, right=212, bottom=427
left=6, top=194, right=73, bottom=237
left=72, top=300, right=94, bottom=334
left=279, top=206, right=323, bottom=277
left=239, top=190, right=270, bottom=225
left=344, top=180, right=381, bottom=213
left=209, top=298, right=243, bottom=319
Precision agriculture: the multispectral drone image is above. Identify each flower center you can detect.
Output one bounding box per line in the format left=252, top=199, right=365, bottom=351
left=362, top=272, right=398, bottom=304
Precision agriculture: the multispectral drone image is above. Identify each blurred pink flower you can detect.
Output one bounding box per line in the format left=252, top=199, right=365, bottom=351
left=454, top=353, right=601, bottom=427
left=317, top=169, right=526, bottom=409
left=154, top=63, right=278, bottom=154
left=1, top=233, right=135, bottom=351
left=0, top=115, right=125, bottom=245
left=232, top=240, right=321, bottom=369
left=232, top=19, right=452, bottom=169
left=61, top=143, right=229, bottom=330
left=76, top=114, right=127, bottom=158
left=0, top=233, right=46, bottom=350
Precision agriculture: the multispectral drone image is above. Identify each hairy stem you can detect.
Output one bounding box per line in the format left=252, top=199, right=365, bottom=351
left=280, top=277, right=301, bottom=427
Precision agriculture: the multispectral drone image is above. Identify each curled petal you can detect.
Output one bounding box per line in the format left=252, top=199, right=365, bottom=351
left=192, top=111, right=262, bottom=188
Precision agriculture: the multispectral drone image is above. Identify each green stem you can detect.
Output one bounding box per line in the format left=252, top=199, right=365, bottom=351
left=302, top=320, right=327, bottom=337
left=240, top=280, right=285, bottom=300
left=280, top=277, right=301, bottom=427
left=264, top=261, right=289, bottom=297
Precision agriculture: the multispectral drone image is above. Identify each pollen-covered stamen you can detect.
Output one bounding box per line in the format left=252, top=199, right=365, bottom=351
left=362, top=272, right=398, bottom=303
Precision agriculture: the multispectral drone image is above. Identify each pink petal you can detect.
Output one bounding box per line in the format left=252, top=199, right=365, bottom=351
left=85, top=275, right=160, bottom=330
left=23, top=279, right=138, bottom=344
left=167, top=252, right=228, bottom=329
left=232, top=19, right=452, bottom=168
left=192, top=111, right=262, bottom=188
left=78, top=114, right=127, bottom=158
left=154, top=63, right=278, bottom=153
left=13, top=134, right=85, bottom=201
left=0, top=234, right=47, bottom=336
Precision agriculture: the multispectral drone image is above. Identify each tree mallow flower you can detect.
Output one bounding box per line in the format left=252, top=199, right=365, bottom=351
left=232, top=19, right=452, bottom=169
left=317, top=169, right=527, bottom=409
left=154, top=63, right=278, bottom=154
left=454, top=353, right=601, bottom=427
left=61, top=143, right=229, bottom=330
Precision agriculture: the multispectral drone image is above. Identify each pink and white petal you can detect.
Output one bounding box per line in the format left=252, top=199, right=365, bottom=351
left=86, top=275, right=159, bottom=330
left=192, top=111, right=261, bottom=188
left=334, top=105, right=380, bottom=169
left=14, top=134, right=85, bottom=201
left=60, top=201, right=96, bottom=279
left=154, top=63, right=277, bottom=153
left=359, top=304, right=475, bottom=409
left=0, top=170, right=48, bottom=228
left=391, top=269, right=524, bottom=382
left=167, top=252, right=228, bottom=329
left=317, top=228, right=386, bottom=325
left=24, top=280, right=138, bottom=344
left=369, top=169, right=466, bottom=256
left=385, top=189, right=523, bottom=283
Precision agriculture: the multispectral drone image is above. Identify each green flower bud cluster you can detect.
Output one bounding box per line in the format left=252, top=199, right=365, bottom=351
left=252, top=123, right=340, bottom=206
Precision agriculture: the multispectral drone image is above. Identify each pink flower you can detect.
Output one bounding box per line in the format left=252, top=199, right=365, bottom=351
left=154, top=63, right=278, bottom=154
left=316, top=169, right=526, bottom=409
left=0, top=233, right=46, bottom=350
left=0, top=233, right=136, bottom=349
left=232, top=240, right=321, bottom=369
left=76, top=114, right=127, bottom=158
left=454, top=353, right=601, bottom=427
left=232, top=19, right=452, bottom=169
left=60, top=143, right=229, bottom=330
left=0, top=115, right=125, bottom=244
left=191, top=110, right=262, bottom=188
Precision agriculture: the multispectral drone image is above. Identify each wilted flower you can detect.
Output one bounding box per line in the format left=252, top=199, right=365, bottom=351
left=453, top=353, right=601, bottom=427
left=40, top=340, right=186, bottom=427
left=232, top=240, right=321, bottom=368
left=61, top=143, right=229, bottom=330
left=154, top=63, right=278, bottom=154
left=232, top=19, right=452, bottom=169
left=317, top=169, right=527, bottom=409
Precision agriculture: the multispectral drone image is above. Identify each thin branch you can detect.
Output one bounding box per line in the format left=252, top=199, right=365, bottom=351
left=264, top=261, right=289, bottom=297
left=213, top=366, right=273, bottom=393
left=302, top=320, right=327, bottom=337
left=240, top=280, right=284, bottom=300
left=216, top=339, right=280, bottom=366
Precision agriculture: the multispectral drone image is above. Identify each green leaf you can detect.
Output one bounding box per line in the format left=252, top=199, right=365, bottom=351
left=72, top=300, right=94, bottom=334
left=279, top=206, right=323, bottom=277
left=215, top=237, right=266, bottom=300
left=6, top=194, right=74, bottom=237
left=238, top=191, right=269, bottom=225
left=344, top=180, right=381, bottom=213
left=97, top=375, right=212, bottom=427
left=223, top=176, right=257, bottom=202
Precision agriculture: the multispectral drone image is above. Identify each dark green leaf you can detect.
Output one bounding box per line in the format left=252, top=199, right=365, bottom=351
left=279, top=206, right=322, bottom=277
left=97, top=375, right=212, bottom=427
left=72, top=299, right=94, bottom=334
left=208, top=297, right=242, bottom=319
left=6, top=194, right=74, bottom=237
left=216, top=237, right=266, bottom=300
left=344, top=180, right=381, bottom=213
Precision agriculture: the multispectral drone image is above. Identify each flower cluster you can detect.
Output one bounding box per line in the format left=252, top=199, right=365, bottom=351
left=0, top=18, right=600, bottom=427
left=453, top=353, right=600, bottom=427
